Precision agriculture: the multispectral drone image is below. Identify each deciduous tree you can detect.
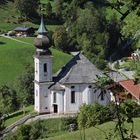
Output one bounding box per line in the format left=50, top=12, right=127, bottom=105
left=0, top=85, right=18, bottom=114
left=15, top=64, right=34, bottom=107
left=14, top=0, right=39, bottom=20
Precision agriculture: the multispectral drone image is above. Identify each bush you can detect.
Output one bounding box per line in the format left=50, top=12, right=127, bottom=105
left=61, top=116, right=78, bottom=131
left=4, top=120, right=47, bottom=140
left=120, top=100, right=140, bottom=118
left=29, top=120, right=47, bottom=139
left=17, top=124, right=31, bottom=140
left=78, top=103, right=113, bottom=129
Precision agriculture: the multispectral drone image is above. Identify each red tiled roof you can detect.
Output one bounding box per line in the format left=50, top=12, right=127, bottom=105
left=119, top=80, right=140, bottom=100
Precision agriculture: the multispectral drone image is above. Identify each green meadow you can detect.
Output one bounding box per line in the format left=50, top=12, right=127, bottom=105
left=0, top=36, right=72, bottom=86
left=45, top=118, right=140, bottom=140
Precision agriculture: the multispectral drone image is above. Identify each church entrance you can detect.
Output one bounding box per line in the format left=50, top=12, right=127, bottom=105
left=53, top=104, right=58, bottom=113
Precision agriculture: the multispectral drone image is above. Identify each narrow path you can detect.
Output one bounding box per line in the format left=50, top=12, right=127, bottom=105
left=0, top=35, right=33, bottom=45
left=2, top=113, right=76, bottom=137
left=26, top=113, right=76, bottom=123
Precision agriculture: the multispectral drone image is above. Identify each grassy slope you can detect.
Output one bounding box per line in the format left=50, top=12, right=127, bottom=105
left=0, top=37, right=72, bottom=85
left=4, top=105, right=34, bottom=127
left=44, top=118, right=140, bottom=140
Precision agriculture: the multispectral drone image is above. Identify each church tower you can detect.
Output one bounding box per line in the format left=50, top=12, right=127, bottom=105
left=34, top=17, right=52, bottom=113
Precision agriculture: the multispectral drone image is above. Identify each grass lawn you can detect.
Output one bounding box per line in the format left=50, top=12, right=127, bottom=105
left=4, top=105, right=34, bottom=127
left=43, top=118, right=140, bottom=140
left=40, top=118, right=69, bottom=138
left=0, top=36, right=72, bottom=86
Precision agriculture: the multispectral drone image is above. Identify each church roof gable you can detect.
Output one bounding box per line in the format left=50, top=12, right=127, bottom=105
left=53, top=52, right=101, bottom=84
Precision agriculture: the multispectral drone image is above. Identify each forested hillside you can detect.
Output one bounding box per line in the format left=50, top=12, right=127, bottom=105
left=0, top=1, right=140, bottom=139
left=1, top=0, right=140, bottom=69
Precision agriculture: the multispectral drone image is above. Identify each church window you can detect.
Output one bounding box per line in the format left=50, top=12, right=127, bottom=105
left=71, top=86, right=75, bottom=89
left=71, top=91, right=75, bottom=103
left=53, top=92, right=56, bottom=103
left=88, top=85, right=92, bottom=88
left=44, top=63, right=47, bottom=73
left=101, top=91, right=104, bottom=101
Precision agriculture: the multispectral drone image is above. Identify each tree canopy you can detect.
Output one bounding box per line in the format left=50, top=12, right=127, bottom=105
left=14, top=0, right=39, bottom=20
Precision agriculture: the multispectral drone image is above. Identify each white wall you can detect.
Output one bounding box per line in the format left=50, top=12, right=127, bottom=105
left=50, top=91, right=64, bottom=113
left=63, top=84, right=111, bottom=113
left=34, top=54, right=52, bottom=114
left=34, top=82, right=51, bottom=113
left=64, top=84, right=87, bottom=113
left=34, top=55, right=52, bottom=82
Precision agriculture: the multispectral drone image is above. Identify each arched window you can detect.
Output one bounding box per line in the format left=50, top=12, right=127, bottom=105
left=88, top=85, right=92, bottom=88
left=71, top=86, right=75, bottom=89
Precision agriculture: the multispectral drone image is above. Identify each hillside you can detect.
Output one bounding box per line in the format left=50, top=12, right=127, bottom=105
left=45, top=118, right=140, bottom=140
left=0, top=36, right=72, bottom=85
left=0, top=0, right=59, bottom=33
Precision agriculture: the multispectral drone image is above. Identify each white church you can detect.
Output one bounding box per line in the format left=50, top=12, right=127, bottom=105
left=34, top=18, right=111, bottom=114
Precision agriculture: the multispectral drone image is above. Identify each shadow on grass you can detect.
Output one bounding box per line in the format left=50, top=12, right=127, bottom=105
left=0, top=41, right=6, bottom=45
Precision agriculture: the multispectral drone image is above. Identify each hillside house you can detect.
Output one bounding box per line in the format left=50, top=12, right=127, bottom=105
left=109, top=71, right=140, bottom=104
left=14, top=26, right=34, bottom=37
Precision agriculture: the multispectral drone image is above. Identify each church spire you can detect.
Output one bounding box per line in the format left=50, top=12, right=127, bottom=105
left=34, top=16, right=52, bottom=52
left=37, top=16, right=47, bottom=34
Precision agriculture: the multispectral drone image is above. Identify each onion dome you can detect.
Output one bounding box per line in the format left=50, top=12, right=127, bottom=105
left=34, top=16, right=52, bottom=50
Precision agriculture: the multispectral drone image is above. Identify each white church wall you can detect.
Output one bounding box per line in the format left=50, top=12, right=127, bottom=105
left=64, top=84, right=87, bottom=113
left=50, top=91, right=64, bottom=113
left=57, top=91, right=64, bottom=113
left=34, top=83, right=40, bottom=112
left=39, top=84, right=51, bottom=113
left=34, top=58, right=39, bottom=82
left=35, top=82, right=51, bottom=113
left=34, top=56, right=52, bottom=83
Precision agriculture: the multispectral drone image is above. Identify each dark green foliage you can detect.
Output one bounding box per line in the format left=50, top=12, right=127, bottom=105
left=17, top=124, right=31, bottom=140
left=72, top=0, right=89, bottom=7
left=78, top=103, right=112, bottom=129
left=61, top=116, right=78, bottom=131
left=5, top=118, right=62, bottom=140
left=40, top=2, right=53, bottom=19
left=5, top=121, right=46, bottom=140
left=14, top=0, right=39, bottom=20
left=0, top=85, right=19, bottom=114
left=53, top=26, right=73, bottom=52
left=0, top=112, right=5, bottom=137
left=112, top=99, right=140, bottom=140
left=29, top=121, right=47, bottom=139
left=65, top=4, right=109, bottom=69
left=55, top=0, right=64, bottom=20
left=45, top=2, right=52, bottom=18
left=14, top=64, right=34, bottom=107
left=120, top=100, right=140, bottom=118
